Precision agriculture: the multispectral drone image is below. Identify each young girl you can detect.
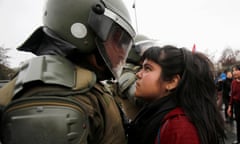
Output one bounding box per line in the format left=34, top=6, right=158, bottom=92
left=127, top=45, right=226, bottom=144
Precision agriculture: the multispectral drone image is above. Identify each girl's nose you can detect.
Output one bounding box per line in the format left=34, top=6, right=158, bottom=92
left=136, top=69, right=142, bottom=79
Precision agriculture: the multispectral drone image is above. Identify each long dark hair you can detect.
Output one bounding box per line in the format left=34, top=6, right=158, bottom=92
left=142, top=45, right=226, bottom=144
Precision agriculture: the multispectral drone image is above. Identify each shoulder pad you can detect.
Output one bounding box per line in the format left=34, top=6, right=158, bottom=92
left=118, top=72, right=136, bottom=94
left=123, top=63, right=140, bottom=73
left=73, top=66, right=97, bottom=92
left=14, top=55, right=96, bottom=95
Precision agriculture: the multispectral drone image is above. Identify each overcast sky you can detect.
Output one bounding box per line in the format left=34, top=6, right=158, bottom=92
left=0, top=0, right=240, bottom=68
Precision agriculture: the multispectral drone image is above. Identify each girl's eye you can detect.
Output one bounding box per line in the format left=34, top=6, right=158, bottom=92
left=143, top=66, right=151, bottom=72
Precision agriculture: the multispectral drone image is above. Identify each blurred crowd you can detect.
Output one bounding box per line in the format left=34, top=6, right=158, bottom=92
left=215, top=65, right=240, bottom=144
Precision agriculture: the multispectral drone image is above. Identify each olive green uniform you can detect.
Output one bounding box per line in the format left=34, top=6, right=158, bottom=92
left=0, top=55, right=126, bottom=144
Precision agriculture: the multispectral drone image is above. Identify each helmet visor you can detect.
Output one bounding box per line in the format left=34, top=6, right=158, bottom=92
left=96, top=24, right=132, bottom=80
left=88, top=7, right=135, bottom=42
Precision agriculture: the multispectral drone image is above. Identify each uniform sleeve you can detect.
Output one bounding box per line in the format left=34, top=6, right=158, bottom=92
left=155, top=115, right=200, bottom=144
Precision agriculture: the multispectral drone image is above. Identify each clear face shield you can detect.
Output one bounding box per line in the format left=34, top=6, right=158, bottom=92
left=88, top=6, right=135, bottom=80
left=95, top=25, right=132, bottom=80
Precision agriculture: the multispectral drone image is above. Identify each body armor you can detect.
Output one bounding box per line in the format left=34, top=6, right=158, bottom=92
left=0, top=55, right=126, bottom=144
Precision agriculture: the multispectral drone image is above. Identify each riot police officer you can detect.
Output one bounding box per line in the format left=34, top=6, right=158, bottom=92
left=0, top=0, right=135, bottom=144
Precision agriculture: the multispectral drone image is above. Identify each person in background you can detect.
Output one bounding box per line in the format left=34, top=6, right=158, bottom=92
left=127, top=45, right=226, bottom=144
left=216, top=71, right=226, bottom=110
left=0, top=0, right=135, bottom=143
left=222, top=69, right=233, bottom=123
left=228, top=66, right=240, bottom=144
left=232, top=65, right=240, bottom=72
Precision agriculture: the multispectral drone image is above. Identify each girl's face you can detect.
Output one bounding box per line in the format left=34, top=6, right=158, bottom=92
left=135, top=59, right=169, bottom=101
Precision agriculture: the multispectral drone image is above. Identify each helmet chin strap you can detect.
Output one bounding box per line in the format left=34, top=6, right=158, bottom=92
left=87, top=54, right=105, bottom=71
left=84, top=52, right=113, bottom=80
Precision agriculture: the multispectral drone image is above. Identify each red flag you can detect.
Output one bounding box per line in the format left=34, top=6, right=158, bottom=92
left=192, top=44, right=196, bottom=53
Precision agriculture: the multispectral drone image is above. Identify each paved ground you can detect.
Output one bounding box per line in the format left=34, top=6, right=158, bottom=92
left=225, top=120, right=237, bottom=144
left=221, top=104, right=237, bottom=144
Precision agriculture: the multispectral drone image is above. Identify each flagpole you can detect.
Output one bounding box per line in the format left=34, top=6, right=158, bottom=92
left=133, top=0, right=138, bottom=33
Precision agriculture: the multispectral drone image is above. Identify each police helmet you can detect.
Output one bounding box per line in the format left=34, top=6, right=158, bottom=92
left=43, top=0, right=136, bottom=79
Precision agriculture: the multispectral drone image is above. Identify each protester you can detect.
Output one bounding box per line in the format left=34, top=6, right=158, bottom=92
left=216, top=71, right=226, bottom=110
left=232, top=65, right=240, bottom=72
left=0, top=0, right=135, bottom=143
left=127, top=45, right=226, bottom=144
left=222, top=69, right=233, bottom=123
left=228, top=66, right=240, bottom=144
left=117, top=34, right=160, bottom=121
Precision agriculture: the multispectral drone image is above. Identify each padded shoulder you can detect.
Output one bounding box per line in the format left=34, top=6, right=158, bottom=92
left=118, top=72, right=136, bottom=94
left=73, top=66, right=97, bottom=92
left=1, top=96, right=89, bottom=144
left=14, top=55, right=96, bottom=95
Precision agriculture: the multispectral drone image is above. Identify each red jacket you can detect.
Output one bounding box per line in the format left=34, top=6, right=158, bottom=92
left=229, top=80, right=240, bottom=105
left=155, top=107, right=200, bottom=144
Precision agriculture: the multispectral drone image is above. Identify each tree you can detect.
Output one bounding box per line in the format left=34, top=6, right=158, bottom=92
left=0, top=45, right=16, bottom=79
left=218, top=47, right=237, bottom=67
left=0, top=64, right=16, bottom=80
left=0, top=45, right=10, bottom=66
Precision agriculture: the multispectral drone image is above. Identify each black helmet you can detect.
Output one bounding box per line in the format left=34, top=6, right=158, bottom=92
left=43, top=0, right=136, bottom=79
